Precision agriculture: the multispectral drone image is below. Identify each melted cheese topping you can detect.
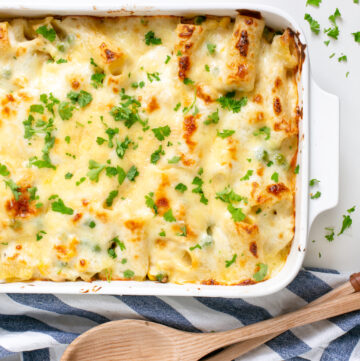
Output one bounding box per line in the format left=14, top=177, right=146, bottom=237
left=0, top=16, right=300, bottom=284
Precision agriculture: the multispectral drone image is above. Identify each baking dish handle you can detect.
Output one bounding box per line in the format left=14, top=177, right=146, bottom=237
left=308, top=78, right=339, bottom=229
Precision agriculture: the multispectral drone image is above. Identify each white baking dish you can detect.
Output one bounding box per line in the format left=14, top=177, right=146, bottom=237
left=0, top=1, right=339, bottom=298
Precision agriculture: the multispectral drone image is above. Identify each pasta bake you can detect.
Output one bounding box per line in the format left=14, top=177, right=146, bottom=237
left=0, top=14, right=301, bottom=284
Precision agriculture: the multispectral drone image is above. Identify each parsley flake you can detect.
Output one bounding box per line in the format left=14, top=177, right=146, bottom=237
left=0, top=163, right=10, bottom=176
left=145, top=192, right=158, bottom=214
left=253, top=263, right=268, bottom=281
left=271, top=172, right=279, bottom=183
left=168, top=156, right=181, bottom=164
left=217, top=92, right=247, bottom=113
left=325, top=227, right=335, bottom=242
left=240, top=170, right=253, bottom=181
left=126, top=165, right=139, bottom=181
left=150, top=145, right=165, bottom=164
left=207, top=43, right=216, bottom=55
left=227, top=204, right=246, bottom=222
left=253, top=126, right=271, bottom=140
left=204, top=109, right=219, bottom=125
left=164, top=209, right=176, bottom=222
left=36, top=25, right=56, bottom=42
left=311, top=191, right=321, bottom=199
left=152, top=125, right=171, bottom=141
left=217, top=129, right=235, bottom=138
left=87, top=160, right=105, bottom=182
left=175, top=183, right=187, bottom=193
left=225, top=254, right=237, bottom=268
left=304, top=13, right=320, bottom=34
left=51, top=198, right=73, bottom=215
left=105, top=190, right=118, bottom=207
left=144, top=31, right=162, bottom=45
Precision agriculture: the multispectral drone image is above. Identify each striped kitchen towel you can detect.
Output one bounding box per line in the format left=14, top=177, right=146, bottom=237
left=0, top=268, right=359, bottom=361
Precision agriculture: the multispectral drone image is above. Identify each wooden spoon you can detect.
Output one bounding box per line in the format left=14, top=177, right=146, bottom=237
left=61, top=286, right=360, bottom=361
left=205, top=272, right=360, bottom=361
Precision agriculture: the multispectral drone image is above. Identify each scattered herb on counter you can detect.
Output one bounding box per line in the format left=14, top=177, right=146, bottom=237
left=304, top=13, right=320, bottom=34
left=311, top=191, right=321, bottom=199
left=325, top=227, right=335, bottom=241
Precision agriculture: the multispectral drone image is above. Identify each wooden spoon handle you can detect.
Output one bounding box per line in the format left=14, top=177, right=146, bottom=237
left=195, top=291, right=360, bottom=359
left=205, top=279, right=356, bottom=361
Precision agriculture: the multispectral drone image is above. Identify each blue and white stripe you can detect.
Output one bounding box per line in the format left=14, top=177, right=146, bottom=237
left=0, top=268, right=358, bottom=361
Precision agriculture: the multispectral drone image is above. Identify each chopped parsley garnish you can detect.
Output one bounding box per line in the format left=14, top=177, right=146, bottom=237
left=65, top=136, right=71, bottom=144
left=150, top=145, right=165, bottom=164
left=0, top=163, right=10, bottom=176
left=30, top=104, right=44, bottom=114
left=144, top=31, right=162, bottom=45
left=175, top=183, right=187, bottom=193
left=163, top=209, right=176, bottom=222
left=309, top=178, right=320, bottom=186
left=106, top=167, right=118, bottom=177
left=105, top=127, right=119, bottom=148
left=113, top=237, right=125, bottom=251
left=348, top=206, right=356, bottom=213
left=152, top=125, right=171, bottom=141
left=123, top=270, right=135, bottom=279
left=87, top=160, right=105, bottom=182
left=304, top=14, right=320, bottom=34
left=192, top=176, right=208, bottom=205
left=207, top=43, right=216, bottom=55
left=205, top=64, right=210, bottom=72
left=96, top=137, right=106, bottom=145
left=56, top=58, right=67, bottom=64
left=40, top=93, right=60, bottom=115
left=145, top=192, right=158, bottom=214
left=105, top=190, right=118, bottom=207
left=325, top=227, right=335, bottom=242
left=108, top=248, right=116, bottom=259
left=117, top=166, right=126, bottom=185
left=216, top=186, right=243, bottom=204
left=329, top=53, right=336, bottom=59
left=28, top=187, right=39, bottom=201
left=116, top=136, right=131, bottom=158
left=227, top=204, right=246, bottom=222
left=253, top=263, right=268, bottom=281
left=271, top=172, right=279, bottom=183
left=36, top=25, right=56, bottom=42
left=189, top=244, right=202, bottom=251
left=352, top=32, right=360, bottom=43
left=168, top=156, right=181, bottom=164
left=174, top=103, right=181, bottom=111
left=126, top=165, right=139, bottom=181
left=294, top=165, right=300, bottom=174
left=91, top=72, right=105, bottom=88
left=51, top=197, right=74, bottom=215
left=4, top=179, right=21, bottom=200
left=121, top=258, right=127, bottom=264
left=58, top=102, right=75, bottom=120
left=65, top=172, right=73, bottom=179
left=147, top=72, right=160, bottom=82
left=324, top=40, right=330, bottom=46
left=89, top=221, right=96, bottom=228
left=217, top=129, right=235, bottom=138
left=110, top=90, right=145, bottom=129
left=75, top=177, right=86, bottom=186
left=306, top=0, right=321, bottom=6
left=159, top=230, right=166, bottom=237
left=204, top=109, right=219, bottom=125
left=311, top=191, right=321, bottom=199
left=217, top=92, right=248, bottom=113
left=338, top=55, right=347, bottom=62
left=165, top=55, right=171, bottom=64
left=67, top=90, right=93, bottom=107
left=183, top=78, right=195, bottom=85
left=253, top=126, right=271, bottom=140
left=225, top=254, right=237, bottom=268
left=177, top=225, right=187, bottom=237
left=36, top=230, right=47, bottom=241
left=240, top=170, right=253, bottom=181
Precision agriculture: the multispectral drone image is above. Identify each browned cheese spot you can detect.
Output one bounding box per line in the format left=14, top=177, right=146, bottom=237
left=183, top=115, right=198, bottom=151
left=5, top=187, right=36, bottom=218
left=71, top=80, right=80, bottom=90
left=146, top=96, right=159, bottom=113
left=178, top=56, right=190, bottom=80
left=249, top=241, right=258, bottom=257
left=236, top=30, right=249, bottom=57
left=266, top=182, right=289, bottom=196
left=237, top=64, right=248, bottom=79
left=273, top=97, right=282, bottom=115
